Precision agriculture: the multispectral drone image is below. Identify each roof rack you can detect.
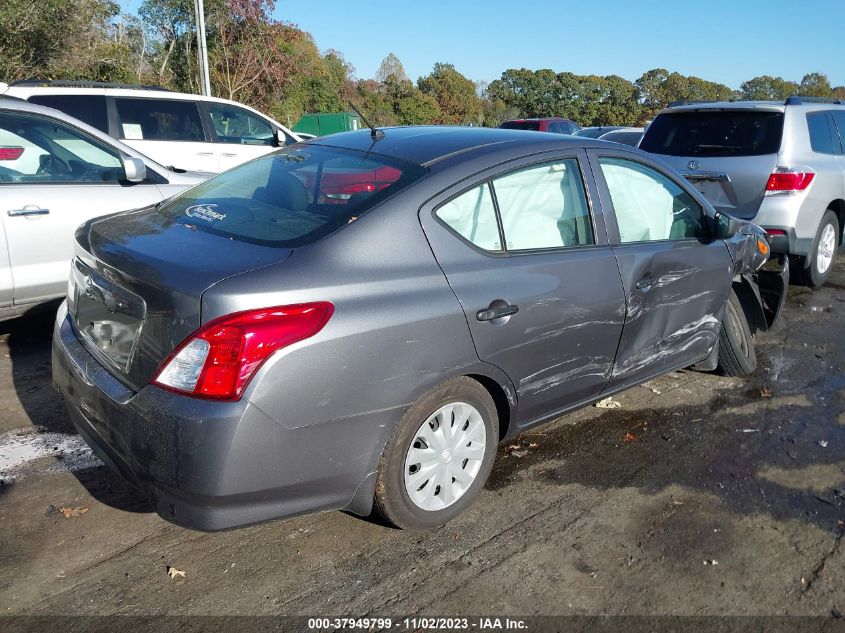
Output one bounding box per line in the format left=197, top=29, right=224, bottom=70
left=785, top=95, right=843, bottom=105
left=8, top=79, right=170, bottom=91
left=667, top=100, right=718, bottom=108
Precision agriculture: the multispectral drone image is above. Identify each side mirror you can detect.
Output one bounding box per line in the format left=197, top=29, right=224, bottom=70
left=122, top=156, right=147, bottom=183
left=714, top=211, right=742, bottom=239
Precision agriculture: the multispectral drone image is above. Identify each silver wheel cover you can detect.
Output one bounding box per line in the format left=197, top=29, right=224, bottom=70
left=403, top=402, right=487, bottom=511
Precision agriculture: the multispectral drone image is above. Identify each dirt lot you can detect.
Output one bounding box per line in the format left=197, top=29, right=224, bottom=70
left=1, top=257, right=844, bottom=627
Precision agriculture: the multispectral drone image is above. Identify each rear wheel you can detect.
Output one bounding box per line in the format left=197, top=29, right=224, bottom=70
left=374, top=377, right=498, bottom=530
left=717, top=290, right=757, bottom=376
left=804, top=210, right=839, bottom=288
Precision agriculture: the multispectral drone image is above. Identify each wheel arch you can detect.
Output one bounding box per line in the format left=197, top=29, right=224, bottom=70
left=731, top=276, right=768, bottom=335
left=828, top=199, right=845, bottom=245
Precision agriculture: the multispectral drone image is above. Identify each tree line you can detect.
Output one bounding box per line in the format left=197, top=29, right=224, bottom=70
left=1, top=0, right=843, bottom=129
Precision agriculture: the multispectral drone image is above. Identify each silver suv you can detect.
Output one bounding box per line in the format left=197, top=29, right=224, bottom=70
left=640, top=97, right=845, bottom=286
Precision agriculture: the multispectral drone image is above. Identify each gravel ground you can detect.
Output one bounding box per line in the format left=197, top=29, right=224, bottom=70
left=0, top=257, right=843, bottom=629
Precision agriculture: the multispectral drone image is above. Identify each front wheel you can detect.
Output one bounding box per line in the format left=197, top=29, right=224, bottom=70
left=374, top=377, right=498, bottom=530
left=717, top=290, right=757, bottom=376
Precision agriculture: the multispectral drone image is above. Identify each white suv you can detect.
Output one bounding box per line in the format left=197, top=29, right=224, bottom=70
left=1, top=81, right=301, bottom=174
left=0, top=97, right=207, bottom=321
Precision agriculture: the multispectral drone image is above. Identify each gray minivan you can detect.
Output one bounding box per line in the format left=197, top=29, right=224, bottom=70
left=640, top=97, right=845, bottom=286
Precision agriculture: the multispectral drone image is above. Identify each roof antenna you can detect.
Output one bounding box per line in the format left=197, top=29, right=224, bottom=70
left=348, top=100, right=384, bottom=141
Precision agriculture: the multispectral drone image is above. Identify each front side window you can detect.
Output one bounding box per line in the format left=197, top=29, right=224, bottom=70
left=208, top=103, right=274, bottom=146
left=157, top=145, right=427, bottom=247
left=115, top=98, right=204, bottom=142
left=0, top=112, right=123, bottom=184
left=599, top=157, right=705, bottom=243
left=493, top=159, right=594, bottom=250
left=435, top=183, right=501, bottom=251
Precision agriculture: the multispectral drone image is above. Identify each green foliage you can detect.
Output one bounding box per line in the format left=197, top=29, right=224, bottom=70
left=418, top=63, right=482, bottom=124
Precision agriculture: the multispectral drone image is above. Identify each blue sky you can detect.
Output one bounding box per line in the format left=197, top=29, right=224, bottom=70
left=123, top=0, right=845, bottom=88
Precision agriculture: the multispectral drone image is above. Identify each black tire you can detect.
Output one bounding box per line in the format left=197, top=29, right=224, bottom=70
left=373, top=377, right=498, bottom=530
left=717, top=290, right=757, bottom=376
left=804, top=210, right=839, bottom=288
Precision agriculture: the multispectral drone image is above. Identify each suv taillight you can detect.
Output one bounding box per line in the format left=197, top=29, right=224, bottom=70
left=152, top=303, right=334, bottom=400
left=765, top=169, right=815, bottom=195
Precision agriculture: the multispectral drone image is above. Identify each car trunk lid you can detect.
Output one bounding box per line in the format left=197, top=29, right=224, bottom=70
left=69, top=206, right=292, bottom=391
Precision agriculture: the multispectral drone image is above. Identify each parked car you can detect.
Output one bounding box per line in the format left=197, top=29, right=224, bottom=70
left=574, top=126, right=625, bottom=139
left=0, top=96, right=208, bottom=322
left=599, top=127, right=644, bottom=147
left=53, top=126, right=786, bottom=532
left=1, top=80, right=302, bottom=174
left=639, top=96, right=845, bottom=286
left=500, top=118, right=580, bottom=134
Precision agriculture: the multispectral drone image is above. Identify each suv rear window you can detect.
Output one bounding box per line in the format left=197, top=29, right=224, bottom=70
left=157, top=145, right=427, bottom=247
left=640, top=111, right=784, bottom=157
left=28, top=95, right=109, bottom=133
left=500, top=121, right=541, bottom=131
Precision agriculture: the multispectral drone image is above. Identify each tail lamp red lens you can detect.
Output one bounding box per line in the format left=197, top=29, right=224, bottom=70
left=765, top=171, right=814, bottom=192
left=0, top=147, right=24, bottom=161
left=152, top=302, right=333, bottom=400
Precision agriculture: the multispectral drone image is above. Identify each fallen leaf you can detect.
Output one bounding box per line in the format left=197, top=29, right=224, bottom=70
left=167, top=567, right=186, bottom=579
left=623, top=432, right=637, bottom=444
left=58, top=505, right=89, bottom=519
left=760, top=387, right=773, bottom=398
left=528, top=442, right=538, bottom=448
left=595, top=397, right=621, bottom=409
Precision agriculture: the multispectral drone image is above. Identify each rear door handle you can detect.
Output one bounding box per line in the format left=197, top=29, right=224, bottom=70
left=635, top=277, right=653, bottom=291
left=476, top=304, right=519, bottom=322
left=196, top=152, right=214, bottom=156
left=221, top=152, right=238, bottom=157
left=8, top=207, right=49, bottom=217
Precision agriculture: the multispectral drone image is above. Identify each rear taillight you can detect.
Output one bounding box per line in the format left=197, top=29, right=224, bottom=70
left=0, top=147, right=24, bottom=161
left=152, top=302, right=333, bottom=400
left=765, top=169, right=814, bottom=195
left=765, top=229, right=787, bottom=236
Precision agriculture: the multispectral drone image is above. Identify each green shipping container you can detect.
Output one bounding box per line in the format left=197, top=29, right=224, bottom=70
left=293, top=112, right=361, bottom=137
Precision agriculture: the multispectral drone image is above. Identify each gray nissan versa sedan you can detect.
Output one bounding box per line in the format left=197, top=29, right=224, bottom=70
left=52, top=126, right=788, bottom=531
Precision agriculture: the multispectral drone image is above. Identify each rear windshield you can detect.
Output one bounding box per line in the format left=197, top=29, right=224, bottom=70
left=156, top=145, right=427, bottom=247
left=500, top=120, right=541, bottom=131
left=640, top=111, right=784, bottom=157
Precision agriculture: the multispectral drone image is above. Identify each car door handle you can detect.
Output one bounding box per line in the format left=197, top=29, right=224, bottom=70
left=476, top=304, right=519, bottom=322
left=221, top=152, right=238, bottom=157
left=635, top=277, right=653, bottom=291
left=196, top=152, right=214, bottom=156
left=8, top=207, right=49, bottom=217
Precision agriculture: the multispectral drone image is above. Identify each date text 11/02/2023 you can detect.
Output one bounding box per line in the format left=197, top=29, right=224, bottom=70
left=307, top=617, right=529, bottom=630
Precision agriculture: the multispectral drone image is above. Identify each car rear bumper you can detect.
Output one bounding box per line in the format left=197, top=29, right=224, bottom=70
left=52, top=303, right=377, bottom=531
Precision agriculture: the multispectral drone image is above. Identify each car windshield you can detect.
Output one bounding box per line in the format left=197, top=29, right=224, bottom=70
left=639, top=111, right=784, bottom=157
left=574, top=127, right=618, bottom=138
left=156, top=145, right=427, bottom=247
left=500, top=120, right=541, bottom=131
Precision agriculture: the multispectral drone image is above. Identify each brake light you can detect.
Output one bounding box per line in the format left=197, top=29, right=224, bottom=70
left=152, top=302, right=333, bottom=400
left=765, top=171, right=814, bottom=194
left=765, top=229, right=787, bottom=236
left=0, top=147, right=24, bottom=160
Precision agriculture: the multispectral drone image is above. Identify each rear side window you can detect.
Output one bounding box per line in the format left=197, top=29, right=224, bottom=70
left=436, top=184, right=501, bottom=251
left=493, top=159, right=594, bottom=250
left=114, top=98, right=204, bottom=142
left=157, top=146, right=427, bottom=247
left=28, top=95, right=109, bottom=133
left=807, top=112, right=838, bottom=154
left=500, top=121, right=540, bottom=131
left=828, top=111, right=845, bottom=153
left=640, top=111, right=784, bottom=157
